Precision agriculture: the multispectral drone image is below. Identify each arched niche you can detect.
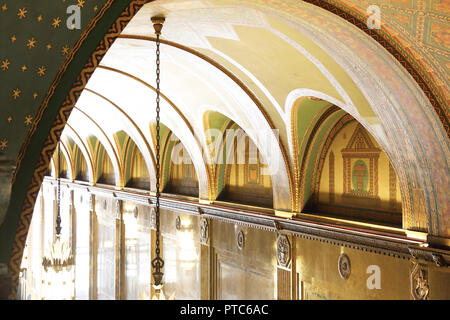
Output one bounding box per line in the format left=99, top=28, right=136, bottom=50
left=51, top=144, right=71, bottom=180
left=150, top=122, right=199, bottom=198
left=114, top=131, right=150, bottom=190
left=204, top=111, right=273, bottom=208
left=162, top=133, right=199, bottom=198
left=74, top=145, right=90, bottom=182
left=296, top=105, right=403, bottom=226
left=87, top=136, right=116, bottom=186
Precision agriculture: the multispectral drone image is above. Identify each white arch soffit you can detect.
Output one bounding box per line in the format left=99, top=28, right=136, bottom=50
left=62, top=125, right=95, bottom=184
left=67, top=108, right=122, bottom=188
left=98, top=38, right=278, bottom=155
left=81, top=68, right=209, bottom=199
left=198, top=104, right=291, bottom=212
left=266, top=25, right=356, bottom=116
left=206, top=47, right=285, bottom=121
left=287, top=3, right=449, bottom=228
left=77, top=89, right=156, bottom=191
left=284, top=89, right=348, bottom=160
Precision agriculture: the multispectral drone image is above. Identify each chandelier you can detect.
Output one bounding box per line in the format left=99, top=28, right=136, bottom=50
left=41, top=142, right=74, bottom=300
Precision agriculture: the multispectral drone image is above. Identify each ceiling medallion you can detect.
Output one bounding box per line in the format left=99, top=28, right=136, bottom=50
left=237, top=230, right=245, bottom=250
left=338, top=253, right=351, bottom=280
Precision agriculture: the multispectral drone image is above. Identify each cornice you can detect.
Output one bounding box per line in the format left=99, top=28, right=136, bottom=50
left=48, top=178, right=450, bottom=267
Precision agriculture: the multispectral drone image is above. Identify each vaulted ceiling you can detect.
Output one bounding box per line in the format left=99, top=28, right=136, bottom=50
left=0, top=0, right=448, bottom=273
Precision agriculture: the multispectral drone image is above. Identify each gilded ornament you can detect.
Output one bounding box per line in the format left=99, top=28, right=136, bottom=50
left=27, top=37, right=37, bottom=49
left=237, top=230, right=245, bottom=250
left=37, top=66, right=46, bottom=76
left=1, top=59, right=10, bottom=70
left=411, top=263, right=429, bottom=300
left=24, top=116, right=33, bottom=126
left=52, top=17, right=62, bottom=28
left=200, top=218, right=209, bottom=244
left=338, top=253, right=351, bottom=280
left=0, top=138, right=7, bottom=150
left=17, top=8, right=27, bottom=19
left=276, top=234, right=291, bottom=267
left=12, top=88, right=21, bottom=100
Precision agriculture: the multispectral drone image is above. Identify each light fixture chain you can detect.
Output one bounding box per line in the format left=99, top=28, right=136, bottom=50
left=155, top=34, right=161, bottom=256
left=56, top=142, right=62, bottom=236
left=151, top=25, right=164, bottom=288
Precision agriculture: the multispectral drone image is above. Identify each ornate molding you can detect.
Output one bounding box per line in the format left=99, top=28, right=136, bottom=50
left=276, top=234, right=291, bottom=268
left=410, top=262, right=429, bottom=300
left=200, top=218, right=209, bottom=245
left=237, top=230, right=245, bottom=250
left=41, top=180, right=450, bottom=265
left=408, top=246, right=450, bottom=268
left=338, top=253, right=351, bottom=280
left=176, top=216, right=181, bottom=231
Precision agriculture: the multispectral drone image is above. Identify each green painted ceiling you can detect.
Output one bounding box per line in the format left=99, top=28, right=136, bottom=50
left=0, top=0, right=108, bottom=157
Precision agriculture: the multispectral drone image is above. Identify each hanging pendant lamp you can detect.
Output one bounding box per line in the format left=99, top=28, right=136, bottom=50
left=42, top=142, right=74, bottom=299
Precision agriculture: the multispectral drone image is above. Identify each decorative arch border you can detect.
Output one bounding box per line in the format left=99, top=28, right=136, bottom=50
left=3, top=0, right=448, bottom=297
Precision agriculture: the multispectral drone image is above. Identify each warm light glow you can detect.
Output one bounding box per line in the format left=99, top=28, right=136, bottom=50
left=41, top=236, right=74, bottom=300
left=151, top=284, right=175, bottom=300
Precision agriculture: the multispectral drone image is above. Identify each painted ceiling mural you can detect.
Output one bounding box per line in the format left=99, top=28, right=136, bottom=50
left=0, top=0, right=109, bottom=157
left=0, top=0, right=448, bottom=284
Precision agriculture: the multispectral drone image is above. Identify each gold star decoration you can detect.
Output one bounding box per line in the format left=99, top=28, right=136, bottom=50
left=37, top=15, right=43, bottom=22
left=21, top=65, right=27, bottom=72
left=46, top=44, right=52, bottom=50
left=7, top=116, right=13, bottom=123
left=61, top=45, right=70, bottom=56
left=1, top=4, right=7, bottom=11
left=25, top=115, right=33, bottom=126
left=1, top=59, right=10, bottom=70
left=77, top=0, right=85, bottom=8
left=27, top=37, right=37, bottom=49
left=33, top=93, right=38, bottom=99
left=12, top=88, right=21, bottom=100
left=17, top=8, right=27, bottom=19
left=11, top=35, right=16, bottom=43
left=52, top=17, right=61, bottom=28
left=37, top=66, right=46, bottom=76
left=0, top=139, right=7, bottom=151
